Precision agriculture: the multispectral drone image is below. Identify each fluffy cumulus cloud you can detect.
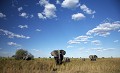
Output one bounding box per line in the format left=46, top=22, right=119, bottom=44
left=72, top=13, right=85, bottom=20
left=19, top=12, right=28, bottom=18
left=38, top=0, right=57, bottom=19
left=18, top=7, right=23, bottom=12
left=36, top=29, right=41, bottom=32
left=8, top=42, right=21, bottom=47
left=62, top=0, right=80, bottom=9
left=18, top=25, right=28, bottom=29
left=67, top=35, right=92, bottom=44
left=38, top=0, right=48, bottom=5
left=80, top=4, right=96, bottom=14
left=0, top=13, right=6, bottom=18
left=86, top=21, right=120, bottom=37
left=0, top=29, right=30, bottom=39
left=91, top=40, right=101, bottom=45
left=38, top=13, right=46, bottom=19
left=43, top=4, right=57, bottom=18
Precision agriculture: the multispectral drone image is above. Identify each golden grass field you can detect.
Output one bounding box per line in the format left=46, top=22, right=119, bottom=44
left=0, top=58, right=120, bottom=73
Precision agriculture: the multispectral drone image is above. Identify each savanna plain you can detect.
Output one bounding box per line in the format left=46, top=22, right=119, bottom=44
left=0, top=58, right=120, bottom=73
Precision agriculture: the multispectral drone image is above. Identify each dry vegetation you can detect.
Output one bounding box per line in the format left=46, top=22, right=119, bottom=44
left=0, top=58, right=120, bottom=73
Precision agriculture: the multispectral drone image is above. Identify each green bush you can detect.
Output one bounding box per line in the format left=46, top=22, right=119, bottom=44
left=14, top=49, right=34, bottom=60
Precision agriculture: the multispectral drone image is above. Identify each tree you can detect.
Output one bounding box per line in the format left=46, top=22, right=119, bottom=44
left=14, top=49, right=34, bottom=60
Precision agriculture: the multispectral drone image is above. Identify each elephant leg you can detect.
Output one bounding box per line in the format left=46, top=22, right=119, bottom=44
left=54, top=57, right=58, bottom=65
left=91, top=59, right=92, bottom=61
left=94, top=59, right=96, bottom=61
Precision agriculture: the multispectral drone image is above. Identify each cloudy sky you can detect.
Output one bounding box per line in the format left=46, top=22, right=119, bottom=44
left=0, top=0, right=120, bottom=58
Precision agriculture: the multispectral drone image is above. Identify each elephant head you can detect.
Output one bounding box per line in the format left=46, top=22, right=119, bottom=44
left=89, top=55, right=98, bottom=61
left=51, top=50, right=66, bottom=65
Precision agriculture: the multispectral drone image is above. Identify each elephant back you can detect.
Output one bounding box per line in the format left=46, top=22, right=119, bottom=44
left=89, top=55, right=93, bottom=59
left=51, top=50, right=66, bottom=57
left=89, top=55, right=97, bottom=59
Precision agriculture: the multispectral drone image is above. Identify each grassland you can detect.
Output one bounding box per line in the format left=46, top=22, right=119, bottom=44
left=0, top=58, right=120, bottom=73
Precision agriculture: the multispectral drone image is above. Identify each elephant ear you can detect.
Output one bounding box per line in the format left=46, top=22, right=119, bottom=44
left=51, top=50, right=58, bottom=57
left=60, top=50, right=66, bottom=55
left=94, top=55, right=98, bottom=58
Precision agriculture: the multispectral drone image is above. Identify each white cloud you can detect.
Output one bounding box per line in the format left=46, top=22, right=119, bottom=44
left=43, top=4, right=57, bottom=18
left=67, top=35, right=92, bottom=44
left=67, top=45, right=74, bottom=48
left=67, top=40, right=80, bottom=44
left=18, top=25, right=28, bottom=29
left=72, top=13, right=85, bottom=20
left=8, top=42, right=21, bottom=47
left=80, top=4, right=96, bottom=14
left=38, top=0, right=48, bottom=6
left=0, top=13, right=6, bottom=18
left=103, top=48, right=115, bottom=51
left=91, top=40, right=101, bottom=45
left=19, top=12, right=28, bottom=18
left=38, top=0, right=57, bottom=19
left=114, top=40, right=119, bottom=43
left=31, top=49, right=41, bottom=53
left=18, top=7, right=23, bottom=12
left=38, top=13, right=46, bottom=19
left=56, top=0, right=60, bottom=4
left=36, top=29, right=41, bottom=32
left=19, top=12, right=33, bottom=18
left=30, top=14, right=34, bottom=18
left=92, top=15, right=95, bottom=18
left=86, top=21, right=120, bottom=37
left=62, top=0, right=80, bottom=9
left=118, top=30, right=120, bottom=32
left=91, top=47, right=115, bottom=52
left=91, top=48, right=103, bottom=52
left=0, top=29, right=30, bottom=39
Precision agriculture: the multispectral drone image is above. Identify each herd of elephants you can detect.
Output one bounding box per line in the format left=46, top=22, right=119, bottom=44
left=22, top=49, right=98, bottom=65
left=51, top=50, right=98, bottom=65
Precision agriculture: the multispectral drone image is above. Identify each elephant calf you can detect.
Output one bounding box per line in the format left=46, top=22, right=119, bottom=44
left=89, top=55, right=98, bottom=61
left=64, top=57, right=70, bottom=62
left=81, top=58, right=85, bottom=61
left=51, top=50, right=66, bottom=65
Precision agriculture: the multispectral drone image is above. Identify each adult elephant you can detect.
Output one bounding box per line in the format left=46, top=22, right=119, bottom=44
left=23, top=55, right=31, bottom=60
left=89, top=55, right=98, bottom=61
left=51, top=50, right=66, bottom=65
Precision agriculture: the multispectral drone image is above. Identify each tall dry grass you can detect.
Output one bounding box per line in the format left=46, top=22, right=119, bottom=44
left=0, top=58, right=120, bottom=73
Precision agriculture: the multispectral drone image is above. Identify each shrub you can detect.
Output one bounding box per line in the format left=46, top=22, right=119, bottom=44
left=14, top=49, right=34, bottom=60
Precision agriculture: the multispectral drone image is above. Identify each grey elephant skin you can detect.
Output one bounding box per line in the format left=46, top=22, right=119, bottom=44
left=23, top=55, right=32, bottom=60
left=64, top=57, right=70, bottom=62
left=51, top=50, right=66, bottom=65
left=89, top=55, right=98, bottom=61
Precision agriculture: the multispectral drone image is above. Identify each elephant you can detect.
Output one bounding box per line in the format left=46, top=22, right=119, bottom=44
left=23, top=53, right=34, bottom=60
left=81, top=58, right=85, bottom=61
left=64, top=57, right=70, bottom=62
left=89, top=55, right=98, bottom=61
left=51, top=50, right=66, bottom=65
left=23, top=55, right=31, bottom=60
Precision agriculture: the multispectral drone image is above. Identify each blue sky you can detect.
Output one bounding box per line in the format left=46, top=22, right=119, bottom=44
left=0, top=0, right=120, bottom=58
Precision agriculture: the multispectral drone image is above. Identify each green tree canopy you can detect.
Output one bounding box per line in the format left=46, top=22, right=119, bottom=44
left=14, top=49, right=34, bottom=60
